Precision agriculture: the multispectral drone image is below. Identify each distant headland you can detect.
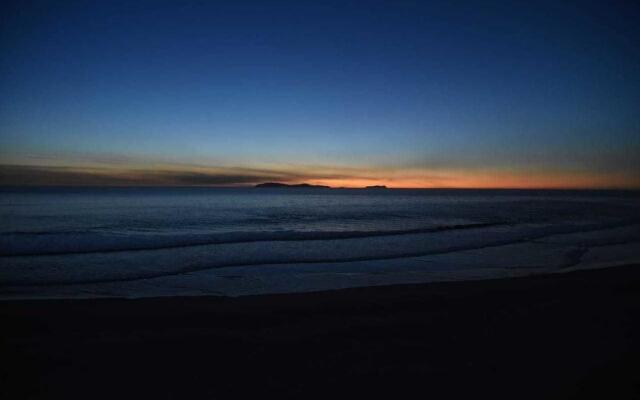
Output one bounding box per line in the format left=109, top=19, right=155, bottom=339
left=254, top=182, right=389, bottom=189
left=254, top=182, right=331, bottom=189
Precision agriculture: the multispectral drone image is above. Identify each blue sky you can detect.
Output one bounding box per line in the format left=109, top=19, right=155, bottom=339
left=1, top=0, right=639, bottom=187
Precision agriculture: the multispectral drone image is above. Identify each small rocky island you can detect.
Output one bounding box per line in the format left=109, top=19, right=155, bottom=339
left=254, top=182, right=331, bottom=189
left=254, top=182, right=388, bottom=189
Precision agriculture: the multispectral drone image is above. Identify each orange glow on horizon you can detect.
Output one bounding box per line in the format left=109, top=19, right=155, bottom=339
left=302, top=170, right=640, bottom=189
left=1, top=162, right=638, bottom=189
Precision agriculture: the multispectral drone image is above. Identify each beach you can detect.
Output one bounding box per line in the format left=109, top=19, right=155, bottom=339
left=4, top=1, right=639, bottom=397
left=2, top=264, right=639, bottom=399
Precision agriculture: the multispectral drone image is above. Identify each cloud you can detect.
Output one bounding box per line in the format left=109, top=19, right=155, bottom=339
left=0, top=165, right=286, bottom=186
left=0, top=165, right=136, bottom=186
left=143, top=171, right=281, bottom=185
left=0, top=160, right=392, bottom=187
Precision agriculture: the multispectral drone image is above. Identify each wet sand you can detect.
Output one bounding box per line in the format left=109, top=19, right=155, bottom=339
left=2, top=265, right=640, bottom=399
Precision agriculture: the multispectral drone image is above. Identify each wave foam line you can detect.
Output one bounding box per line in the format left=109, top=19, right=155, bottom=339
left=0, top=222, right=506, bottom=257
left=3, top=226, right=639, bottom=287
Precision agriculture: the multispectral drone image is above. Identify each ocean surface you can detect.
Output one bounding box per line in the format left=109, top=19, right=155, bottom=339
left=1, top=187, right=639, bottom=298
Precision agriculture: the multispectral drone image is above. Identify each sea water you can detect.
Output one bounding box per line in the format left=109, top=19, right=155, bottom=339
left=1, top=187, right=639, bottom=298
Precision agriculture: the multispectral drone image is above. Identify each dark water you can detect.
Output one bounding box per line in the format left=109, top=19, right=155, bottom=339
left=1, top=187, right=639, bottom=297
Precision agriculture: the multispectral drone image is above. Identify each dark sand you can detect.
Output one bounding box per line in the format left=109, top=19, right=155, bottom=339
left=2, top=266, right=640, bottom=399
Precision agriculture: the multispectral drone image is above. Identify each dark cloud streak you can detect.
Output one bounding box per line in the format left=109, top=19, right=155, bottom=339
left=0, top=165, right=290, bottom=186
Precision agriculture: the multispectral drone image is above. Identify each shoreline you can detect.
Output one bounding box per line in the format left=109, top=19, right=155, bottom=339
left=0, top=259, right=635, bottom=302
left=1, top=262, right=637, bottom=305
left=2, top=264, right=640, bottom=398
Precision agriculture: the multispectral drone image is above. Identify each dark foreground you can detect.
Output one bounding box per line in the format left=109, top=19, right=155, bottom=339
left=2, top=266, right=640, bottom=399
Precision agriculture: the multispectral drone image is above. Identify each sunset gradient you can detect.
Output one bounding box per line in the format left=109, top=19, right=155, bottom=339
left=1, top=1, right=639, bottom=188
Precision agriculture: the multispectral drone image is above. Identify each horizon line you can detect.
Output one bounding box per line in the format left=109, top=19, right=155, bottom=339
left=2, top=183, right=639, bottom=191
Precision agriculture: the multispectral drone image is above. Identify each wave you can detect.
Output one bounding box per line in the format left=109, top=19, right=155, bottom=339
left=0, top=222, right=507, bottom=257
left=3, top=224, right=639, bottom=288
left=3, top=230, right=98, bottom=236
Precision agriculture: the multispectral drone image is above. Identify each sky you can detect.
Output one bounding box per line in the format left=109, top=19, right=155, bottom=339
left=1, top=0, right=639, bottom=188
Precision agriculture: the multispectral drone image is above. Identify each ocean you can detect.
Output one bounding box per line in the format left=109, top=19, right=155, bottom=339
left=1, top=187, right=639, bottom=298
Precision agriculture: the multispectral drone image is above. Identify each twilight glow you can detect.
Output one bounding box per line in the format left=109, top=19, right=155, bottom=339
left=1, top=1, right=639, bottom=188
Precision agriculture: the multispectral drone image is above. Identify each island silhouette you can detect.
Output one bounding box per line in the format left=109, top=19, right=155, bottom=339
left=254, top=183, right=388, bottom=189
